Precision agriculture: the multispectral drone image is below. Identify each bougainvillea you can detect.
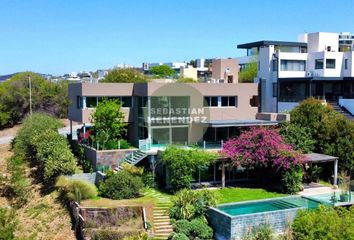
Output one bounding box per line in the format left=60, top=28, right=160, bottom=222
left=221, top=127, right=307, bottom=171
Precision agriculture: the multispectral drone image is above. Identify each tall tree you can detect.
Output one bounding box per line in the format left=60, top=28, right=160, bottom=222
left=149, top=65, right=176, bottom=78
left=0, top=72, right=69, bottom=128
left=91, top=98, right=127, bottom=150
left=239, top=57, right=258, bottom=83
left=101, top=68, right=147, bottom=83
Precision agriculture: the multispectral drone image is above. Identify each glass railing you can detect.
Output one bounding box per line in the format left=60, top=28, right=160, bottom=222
left=138, top=139, right=224, bottom=151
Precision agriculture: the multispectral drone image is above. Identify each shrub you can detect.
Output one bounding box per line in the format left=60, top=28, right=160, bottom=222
left=292, top=206, right=354, bottom=240
left=56, top=176, right=98, bottom=202
left=32, top=129, right=77, bottom=182
left=121, top=163, right=144, bottom=176
left=169, top=233, right=189, bottom=240
left=281, top=166, right=303, bottom=194
left=172, top=218, right=213, bottom=240
left=170, top=189, right=217, bottom=221
left=0, top=207, right=17, bottom=240
left=162, top=147, right=216, bottom=192
left=13, top=113, right=63, bottom=158
left=99, top=170, right=144, bottom=200
left=242, top=224, right=275, bottom=240
left=142, top=172, right=156, bottom=188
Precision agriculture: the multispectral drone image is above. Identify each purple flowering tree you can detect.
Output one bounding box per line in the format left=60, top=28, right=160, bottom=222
left=222, top=127, right=306, bottom=170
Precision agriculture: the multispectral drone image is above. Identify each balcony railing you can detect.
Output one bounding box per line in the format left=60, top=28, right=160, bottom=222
left=138, top=139, right=224, bottom=152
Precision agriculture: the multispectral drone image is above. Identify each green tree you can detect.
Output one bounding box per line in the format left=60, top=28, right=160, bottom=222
left=101, top=68, right=147, bottom=83
left=239, top=57, right=257, bottom=83
left=91, top=98, right=127, bottom=150
left=149, top=65, right=176, bottom=78
left=290, top=98, right=354, bottom=172
left=161, top=147, right=216, bottom=192
left=279, top=122, right=315, bottom=153
left=0, top=72, right=69, bottom=128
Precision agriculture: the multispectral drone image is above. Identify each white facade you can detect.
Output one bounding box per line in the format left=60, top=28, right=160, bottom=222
left=238, top=32, right=354, bottom=113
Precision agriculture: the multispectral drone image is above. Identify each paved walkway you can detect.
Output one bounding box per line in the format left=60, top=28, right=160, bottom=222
left=145, top=190, right=173, bottom=239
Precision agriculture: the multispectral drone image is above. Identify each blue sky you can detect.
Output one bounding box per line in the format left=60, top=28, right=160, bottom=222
left=1, top=0, right=354, bottom=75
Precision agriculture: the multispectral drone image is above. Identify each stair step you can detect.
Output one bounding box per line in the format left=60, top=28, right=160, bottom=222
left=155, top=226, right=173, bottom=230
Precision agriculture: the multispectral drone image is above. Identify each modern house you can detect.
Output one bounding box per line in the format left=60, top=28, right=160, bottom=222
left=68, top=82, right=288, bottom=149
left=237, top=32, right=354, bottom=115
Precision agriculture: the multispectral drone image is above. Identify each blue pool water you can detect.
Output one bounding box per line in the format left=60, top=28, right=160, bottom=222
left=218, top=197, right=320, bottom=216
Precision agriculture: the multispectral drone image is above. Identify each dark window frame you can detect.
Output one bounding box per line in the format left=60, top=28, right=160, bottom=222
left=326, top=59, right=336, bottom=69
left=315, top=59, right=324, bottom=69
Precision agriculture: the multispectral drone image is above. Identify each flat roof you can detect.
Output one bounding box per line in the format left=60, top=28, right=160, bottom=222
left=208, top=119, right=279, bottom=127
left=237, top=40, right=307, bottom=49
left=305, top=153, right=338, bottom=163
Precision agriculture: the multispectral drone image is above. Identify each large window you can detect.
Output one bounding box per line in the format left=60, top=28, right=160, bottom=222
left=315, top=59, right=324, bottom=69
left=280, top=60, right=306, bottom=71
left=85, top=96, right=132, bottom=108
left=279, top=82, right=308, bottom=102
left=326, top=59, right=336, bottom=69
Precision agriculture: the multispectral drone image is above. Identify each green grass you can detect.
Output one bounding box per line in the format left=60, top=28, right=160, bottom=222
left=214, top=187, right=286, bottom=204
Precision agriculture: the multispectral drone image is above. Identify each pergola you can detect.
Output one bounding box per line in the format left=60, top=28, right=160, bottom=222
left=305, top=153, right=339, bottom=185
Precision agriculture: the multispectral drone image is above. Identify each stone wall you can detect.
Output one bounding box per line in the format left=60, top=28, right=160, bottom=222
left=208, top=198, right=305, bottom=240
left=82, top=145, right=137, bottom=170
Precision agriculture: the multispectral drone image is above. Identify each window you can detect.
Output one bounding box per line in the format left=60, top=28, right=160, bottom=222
left=279, top=82, right=308, bottom=102
left=77, top=96, right=83, bottom=109
left=280, top=60, right=306, bottom=71
left=229, top=96, right=237, bottom=107
left=221, top=96, right=228, bottom=106
left=204, top=97, right=210, bottom=107
left=273, top=83, right=278, bottom=97
left=326, top=59, right=336, bottom=69
left=272, top=60, right=278, bottom=72
left=250, top=96, right=259, bottom=107
left=86, top=97, right=97, bottom=108
left=315, top=59, right=324, bottom=69
left=205, top=96, right=237, bottom=107
left=210, top=97, right=218, bottom=107
left=345, top=59, right=348, bottom=70
left=121, top=97, right=132, bottom=107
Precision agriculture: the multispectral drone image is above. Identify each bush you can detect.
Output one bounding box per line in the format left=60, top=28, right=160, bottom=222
left=0, top=208, right=17, bottom=240
left=169, top=233, right=189, bottom=240
left=99, top=170, right=144, bottom=200
left=142, top=172, right=156, bottom=188
left=170, top=189, right=217, bottom=221
left=162, top=147, right=216, bottom=192
left=56, top=176, right=98, bottom=202
left=292, top=206, right=354, bottom=240
left=172, top=218, right=213, bottom=240
left=242, top=224, right=275, bottom=240
left=13, top=113, right=63, bottom=158
left=32, top=129, right=77, bottom=182
left=281, top=166, right=303, bottom=194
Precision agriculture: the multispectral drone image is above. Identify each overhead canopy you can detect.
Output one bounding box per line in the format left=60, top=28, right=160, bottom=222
left=305, top=153, right=338, bottom=163
left=208, top=119, right=280, bottom=128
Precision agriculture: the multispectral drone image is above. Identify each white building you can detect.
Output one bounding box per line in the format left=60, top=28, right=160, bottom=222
left=142, top=62, right=187, bottom=71
left=237, top=32, right=354, bottom=115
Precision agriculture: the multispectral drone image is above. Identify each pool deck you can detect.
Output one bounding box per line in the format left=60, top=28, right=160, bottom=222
left=299, top=185, right=339, bottom=197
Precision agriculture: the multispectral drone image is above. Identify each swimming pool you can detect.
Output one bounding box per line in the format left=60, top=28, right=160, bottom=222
left=208, top=196, right=323, bottom=240
left=218, top=197, right=320, bottom=216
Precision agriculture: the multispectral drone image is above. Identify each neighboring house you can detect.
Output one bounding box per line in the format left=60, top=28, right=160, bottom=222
left=211, top=58, right=239, bottom=83
left=237, top=32, right=354, bottom=115
left=180, top=65, right=198, bottom=80
left=68, top=82, right=286, bottom=148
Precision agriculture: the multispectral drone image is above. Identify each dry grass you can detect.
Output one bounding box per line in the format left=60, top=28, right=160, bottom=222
left=0, top=143, right=76, bottom=240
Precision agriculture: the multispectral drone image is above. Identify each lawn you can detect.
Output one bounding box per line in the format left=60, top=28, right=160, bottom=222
left=214, top=187, right=286, bottom=204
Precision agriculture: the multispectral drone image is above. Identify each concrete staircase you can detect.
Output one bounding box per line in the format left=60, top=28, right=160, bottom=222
left=115, top=150, right=147, bottom=171
left=151, top=193, right=173, bottom=239
left=329, top=102, right=354, bottom=121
